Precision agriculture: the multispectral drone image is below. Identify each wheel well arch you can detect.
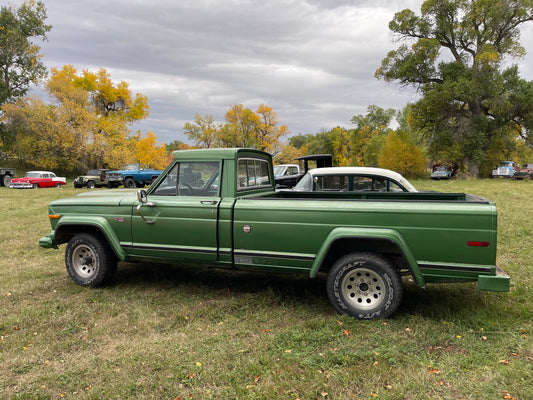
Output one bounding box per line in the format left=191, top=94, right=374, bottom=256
left=315, top=237, right=413, bottom=278
left=55, top=224, right=119, bottom=259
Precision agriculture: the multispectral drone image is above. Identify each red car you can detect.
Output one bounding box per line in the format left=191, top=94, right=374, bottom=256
left=10, top=171, right=66, bottom=189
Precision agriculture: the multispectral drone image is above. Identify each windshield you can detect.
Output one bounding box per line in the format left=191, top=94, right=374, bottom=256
left=293, top=172, right=312, bottom=191
left=273, top=165, right=284, bottom=177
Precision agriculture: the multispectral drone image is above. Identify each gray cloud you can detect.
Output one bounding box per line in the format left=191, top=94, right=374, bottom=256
left=17, top=0, right=533, bottom=144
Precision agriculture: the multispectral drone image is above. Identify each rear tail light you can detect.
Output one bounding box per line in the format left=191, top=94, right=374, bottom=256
left=467, top=241, right=490, bottom=247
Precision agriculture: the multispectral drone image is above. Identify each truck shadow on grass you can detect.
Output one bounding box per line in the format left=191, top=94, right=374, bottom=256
left=108, top=262, right=507, bottom=322
left=111, top=261, right=333, bottom=316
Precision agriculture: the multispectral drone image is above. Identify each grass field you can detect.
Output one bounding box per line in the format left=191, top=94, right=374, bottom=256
left=1, top=179, right=532, bottom=399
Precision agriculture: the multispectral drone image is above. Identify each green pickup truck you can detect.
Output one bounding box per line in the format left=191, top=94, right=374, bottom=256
left=39, top=148, right=509, bottom=319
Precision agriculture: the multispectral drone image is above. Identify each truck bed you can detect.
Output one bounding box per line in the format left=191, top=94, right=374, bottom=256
left=247, top=190, right=489, bottom=203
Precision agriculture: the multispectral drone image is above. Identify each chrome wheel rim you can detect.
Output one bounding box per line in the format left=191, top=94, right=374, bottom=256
left=341, top=267, right=385, bottom=310
left=72, top=244, right=97, bottom=278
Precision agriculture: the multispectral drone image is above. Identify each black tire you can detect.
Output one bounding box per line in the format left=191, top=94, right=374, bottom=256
left=32, top=183, right=39, bottom=189
left=65, top=233, right=117, bottom=287
left=124, top=177, right=135, bottom=189
left=56, top=182, right=62, bottom=188
left=2, top=174, right=11, bottom=187
left=87, top=181, right=96, bottom=189
left=327, top=252, right=403, bottom=320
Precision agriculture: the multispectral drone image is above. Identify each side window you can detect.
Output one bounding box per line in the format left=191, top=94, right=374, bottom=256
left=313, top=175, right=347, bottom=191
left=353, top=176, right=373, bottom=191
left=151, top=162, right=219, bottom=197
left=386, top=180, right=404, bottom=192
left=237, top=158, right=271, bottom=190
left=287, top=166, right=298, bottom=175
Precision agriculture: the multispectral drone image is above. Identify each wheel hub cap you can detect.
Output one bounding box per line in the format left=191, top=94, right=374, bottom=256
left=342, top=267, right=385, bottom=310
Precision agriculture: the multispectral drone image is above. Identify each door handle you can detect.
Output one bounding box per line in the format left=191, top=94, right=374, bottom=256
left=201, top=200, right=218, bottom=205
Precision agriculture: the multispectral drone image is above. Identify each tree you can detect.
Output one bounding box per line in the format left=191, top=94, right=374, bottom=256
left=349, top=105, right=396, bottom=166
left=376, top=0, right=533, bottom=176
left=183, top=113, right=220, bottom=148
left=3, top=93, right=95, bottom=172
left=379, top=131, right=426, bottom=178
left=222, top=104, right=259, bottom=148
left=274, top=143, right=305, bottom=164
left=166, top=139, right=185, bottom=153
left=183, top=103, right=289, bottom=154
left=2, top=65, right=151, bottom=172
left=135, top=130, right=170, bottom=170
left=254, top=104, right=289, bottom=155
left=0, top=1, right=51, bottom=106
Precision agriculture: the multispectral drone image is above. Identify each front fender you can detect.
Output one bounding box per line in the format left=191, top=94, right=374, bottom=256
left=309, top=227, right=424, bottom=286
left=50, top=215, right=127, bottom=261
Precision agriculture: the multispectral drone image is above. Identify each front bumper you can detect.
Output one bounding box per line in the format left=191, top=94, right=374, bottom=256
left=10, top=182, right=33, bottom=189
left=39, top=233, right=57, bottom=249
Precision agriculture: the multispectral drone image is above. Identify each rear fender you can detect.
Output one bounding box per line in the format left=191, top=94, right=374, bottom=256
left=310, top=227, right=424, bottom=286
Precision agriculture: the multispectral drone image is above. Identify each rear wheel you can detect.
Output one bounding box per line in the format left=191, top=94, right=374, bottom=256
left=65, top=233, right=117, bottom=287
left=327, top=252, right=403, bottom=319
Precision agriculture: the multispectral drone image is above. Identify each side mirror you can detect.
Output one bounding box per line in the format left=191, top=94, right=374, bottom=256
left=137, top=189, right=148, bottom=203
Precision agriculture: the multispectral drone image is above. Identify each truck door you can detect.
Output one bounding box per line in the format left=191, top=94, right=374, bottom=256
left=131, top=161, right=220, bottom=261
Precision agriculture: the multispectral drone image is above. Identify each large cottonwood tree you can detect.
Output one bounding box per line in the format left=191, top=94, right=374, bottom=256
left=2, top=65, right=150, bottom=172
left=376, top=0, right=533, bottom=175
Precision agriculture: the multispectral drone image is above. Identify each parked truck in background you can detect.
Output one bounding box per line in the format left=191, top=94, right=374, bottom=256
left=106, top=163, right=162, bottom=188
left=0, top=167, right=16, bottom=187
left=491, top=161, right=516, bottom=178
left=39, top=148, right=509, bottom=320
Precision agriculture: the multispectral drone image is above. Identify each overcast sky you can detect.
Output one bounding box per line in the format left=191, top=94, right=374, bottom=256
left=18, top=0, right=533, bottom=145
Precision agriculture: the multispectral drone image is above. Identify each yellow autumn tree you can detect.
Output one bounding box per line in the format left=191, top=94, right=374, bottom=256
left=2, top=65, right=151, bottom=172
left=183, top=113, right=220, bottom=148
left=378, top=131, right=426, bottom=178
left=135, top=130, right=171, bottom=170
left=222, top=104, right=260, bottom=148
left=255, top=104, right=289, bottom=155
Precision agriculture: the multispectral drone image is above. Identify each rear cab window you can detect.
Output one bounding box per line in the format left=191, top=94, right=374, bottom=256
left=237, top=158, right=271, bottom=191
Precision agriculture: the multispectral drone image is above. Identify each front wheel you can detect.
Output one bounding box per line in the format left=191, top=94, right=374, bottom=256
left=327, top=252, right=403, bottom=319
left=65, top=233, right=117, bottom=287
left=87, top=181, right=96, bottom=189
left=124, top=177, right=135, bottom=189
left=2, top=174, right=12, bottom=187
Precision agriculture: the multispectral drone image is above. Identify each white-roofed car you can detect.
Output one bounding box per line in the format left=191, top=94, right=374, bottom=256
left=292, top=167, right=417, bottom=193
left=10, top=171, right=67, bottom=189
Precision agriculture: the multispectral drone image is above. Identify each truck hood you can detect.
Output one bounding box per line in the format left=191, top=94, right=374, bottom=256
left=50, top=189, right=138, bottom=207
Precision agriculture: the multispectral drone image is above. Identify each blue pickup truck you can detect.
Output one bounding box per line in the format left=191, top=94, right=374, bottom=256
left=106, top=164, right=162, bottom=188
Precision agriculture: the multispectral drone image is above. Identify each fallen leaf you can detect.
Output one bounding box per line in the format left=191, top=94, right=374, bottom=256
left=498, top=360, right=510, bottom=365
left=343, top=329, right=352, bottom=336
left=427, top=366, right=441, bottom=374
